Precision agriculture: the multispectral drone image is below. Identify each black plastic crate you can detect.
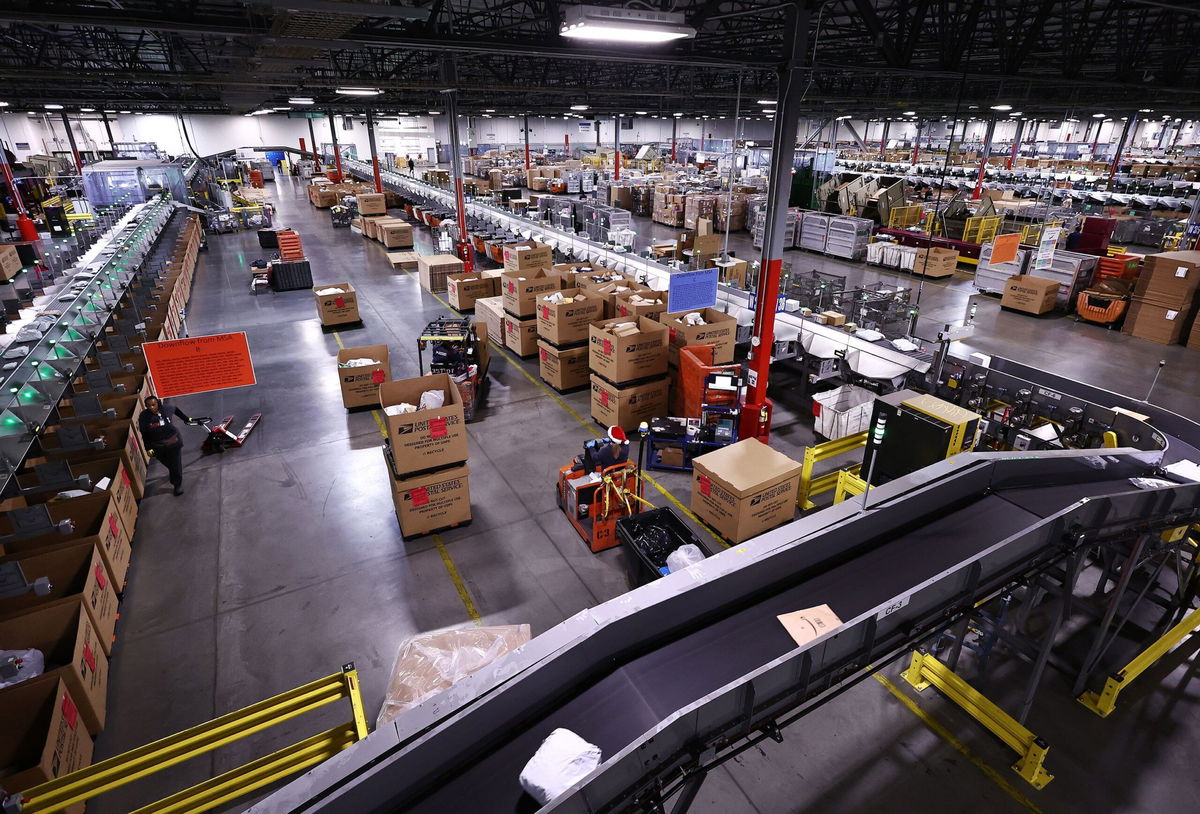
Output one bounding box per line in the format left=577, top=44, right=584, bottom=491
left=616, top=507, right=713, bottom=586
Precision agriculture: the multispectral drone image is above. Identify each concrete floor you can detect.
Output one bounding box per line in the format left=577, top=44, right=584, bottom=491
left=89, top=175, right=1200, bottom=814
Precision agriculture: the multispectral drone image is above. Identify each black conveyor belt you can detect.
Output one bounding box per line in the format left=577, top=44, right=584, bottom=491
left=410, top=493, right=1046, bottom=812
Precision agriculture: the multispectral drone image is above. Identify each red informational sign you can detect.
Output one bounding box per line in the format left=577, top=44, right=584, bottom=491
left=991, top=233, right=1021, bottom=265
left=143, top=332, right=257, bottom=399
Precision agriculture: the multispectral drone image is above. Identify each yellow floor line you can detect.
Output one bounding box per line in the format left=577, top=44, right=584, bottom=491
left=874, top=673, right=1043, bottom=813
left=433, top=532, right=482, bottom=624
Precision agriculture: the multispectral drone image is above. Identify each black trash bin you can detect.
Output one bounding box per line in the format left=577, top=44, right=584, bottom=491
left=258, top=228, right=280, bottom=249
left=616, top=507, right=714, bottom=586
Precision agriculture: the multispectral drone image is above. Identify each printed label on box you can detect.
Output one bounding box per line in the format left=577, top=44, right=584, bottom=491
left=600, top=390, right=610, bottom=406
left=408, top=487, right=429, bottom=507
left=1166, top=310, right=1178, bottom=320
left=699, top=475, right=711, bottom=496
left=1177, top=267, right=1189, bottom=278
left=603, top=338, right=613, bottom=355
left=429, top=417, right=448, bottom=438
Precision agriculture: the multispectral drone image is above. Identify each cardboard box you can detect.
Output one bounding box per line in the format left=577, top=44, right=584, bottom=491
left=313, top=283, right=360, bottom=326
left=474, top=296, right=507, bottom=347
left=615, top=290, right=670, bottom=321
left=0, top=675, right=94, bottom=810
left=388, top=459, right=471, bottom=538
left=501, top=268, right=563, bottom=318
left=0, top=598, right=109, bottom=733
left=43, top=421, right=147, bottom=500
left=589, top=317, right=670, bottom=384
left=538, top=341, right=589, bottom=390
left=378, top=374, right=468, bottom=475
left=356, top=193, right=386, bottom=215
left=0, top=541, right=120, bottom=654
left=589, top=280, right=652, bottom=318
left=536, top=288, right=603, bottom=346
left=691, top=439, right=802, bottom=543
left=418, top=254, right=465, bottom=294
left=386, top=251, right=420, bottom=270
left=0, top=493, right=133, bottom=592
left=377, top=220, right=414, bottom=249
left=589, top=375, right=669, bottom=431
left=659, top=307, right=739, bottom=365
left=337, top=345, right=390, bottom=409
left=447, top=274, right=499, bottom=312
left=502, top=240, right=553, bottom=272
left=1133, top=251, right=1200, bottom=306
left=913, top=247, right=960, bottom=278
left=361, top=215, right=382, bottom=241
left=1001, top=275, right=1060, bottom=315
left=0, top=244, right=22, bottom=281
left=551, top=262, right=624, bottom=288
left=1122, top=299, right=1194, bottom=345
left=505, top=313, right=539, bottom=357
left=16, top=455, right=138, bottom=541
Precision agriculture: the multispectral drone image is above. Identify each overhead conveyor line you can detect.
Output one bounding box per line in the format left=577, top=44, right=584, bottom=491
left=251, top=448, right=1198, bottom=814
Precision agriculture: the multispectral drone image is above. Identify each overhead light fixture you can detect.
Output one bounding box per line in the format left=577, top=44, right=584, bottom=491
left=1009, top=112, right=1023, bottom=117
left=272, top=106, right=292, bottom=111
left=989, top=104, right=1012, bottom=111
left=635, top=111, right=648, bottom=115
left=80, top=107, right=94, bottom=112
left=428, top=110, right=441, bottom=114
left=119, top=110, right=131, bottom=114
left=289, top=97, right=315, bottom=105
left=1092, top=113, right=1106, bottom=118
left=0, top=102, right=8, bottom=108
left=903, top=111, right=916, bottom=116
left=336, top=87, right=381, bottom=96
left=836, top=115, right=851, bottom=120
left=134, top=111, right=145, bottom=115
left=560, top=4, right=696, bottom=44
left=570, top=104, right=589, bottom=111
left=673, top=112, right=683, bottom=117
left=44, top=103, right=64, bottom=110
left=484, top=108, right=496, bottom=113
left=757, top=100, right=777, bottom=106
left=26, top=111, right=37, bottom=116
left=103, top=109, right=116, bottom=113
left=1139, top=108, right=1153, bottom=113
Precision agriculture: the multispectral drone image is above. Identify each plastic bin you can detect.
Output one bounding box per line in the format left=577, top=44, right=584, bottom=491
left=812, top=385, right=875, bottom=440
left=616, top=507, right=714, bottom=586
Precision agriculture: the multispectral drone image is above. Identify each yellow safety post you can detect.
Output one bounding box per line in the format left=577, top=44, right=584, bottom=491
left=902, top=651, right=1054, bottom=789
left=1078, top=604, right=1200, bottom=718
left=797, top=432, right=868, bottom=510
left=832, top=469, right=869, bottom=504
left=14, top=664, right=368, bottom=814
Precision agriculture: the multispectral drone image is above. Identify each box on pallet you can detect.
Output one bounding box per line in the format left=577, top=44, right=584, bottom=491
left=0, top=675, right=94, bottom=811
left=356, top=193, right=386, bottom=215
left=691, top=439, right=802, bottom=544
left=589, top=374, right=669, bottom=431
left=538, top=341, right=589, bottom=390
left=502, top=240, right=553, bottom=272
left=376, top=219, right=413, bottom=249
left=1001, top=275, right=1059, bottom=315
left=0, top=598, right=109, bottom=733
left=501, top=268, right=563, bottom=317
left=912, top=247, right=960, bottom=278
left=379, top=374, right=468, bottom=475
left=313, top=283, right=360, bottom=326
left=589, top=317, right=669, bottom=384
left=505, top=313, right=539, bottom=356
left=418, top=254, right=465, bottom=293
left=337, top=345, right=390, bottom=409
left=447, top=274, right=499, bottom=311
left=536, top=288, right=603, bottom=346
left=385, top=452, right=471, bottom=538
left=659, top=307, right=738, bottom=365
left=588, top=280, right=652, bottom=318
left=615, top=289, right=669, bottom=320
left=474, top=296, right=507, bottom=347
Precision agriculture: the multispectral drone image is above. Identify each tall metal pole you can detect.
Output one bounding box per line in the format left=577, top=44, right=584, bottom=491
left=307, top=117, right=319, bottom=165
left=740, top=1, right=809, bottom=443
left=878, top=120, right=889, bottom=159
left=971, top=114, right=997, bottom=199
left=614, top=116, right=621, bottom=181
left=365, top=109, right=383, bottom=193
left=1156, top=120, right=1171, bottom=150
left=1106, top=112, right=1137, bottom=190
left=326, top=110, right=343, bottom=181
left=441, top=57, right=474, bottom=272
left=523, top=114, right=531, bottom=170
left=911, top=119, right=923, bottom=165
left=671, top=116, right=678, bottom=163
left=0, top=142, right=39, bottom=241
left=565, top=131, right=570, bottom=157
left=1006, top=118, right=1026, bottom=169
left=60, top=112, right=83, bottom=173
left=100, top=112, right=116, bottom=155
left=1091, top=119, right=1103, bottom=155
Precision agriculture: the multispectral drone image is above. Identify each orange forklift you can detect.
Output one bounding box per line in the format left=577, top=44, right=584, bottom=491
left=557, top=426, right=651, bottom=552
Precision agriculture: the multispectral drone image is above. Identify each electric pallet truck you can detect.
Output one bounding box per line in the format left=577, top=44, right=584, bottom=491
left=186, top=413, right=263, bottom=454
left=556, top=426, right=652, bottom=552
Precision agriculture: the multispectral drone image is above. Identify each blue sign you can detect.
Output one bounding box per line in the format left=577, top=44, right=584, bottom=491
left=667, top=267, right=719, bottom=313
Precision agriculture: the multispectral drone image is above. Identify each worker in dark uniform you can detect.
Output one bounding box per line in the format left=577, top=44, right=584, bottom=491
left=139, top=396, right=191, bottom=496
left=1066, top=224, right=1083, bottom=252
left=407, top=156, right=415, bottom=175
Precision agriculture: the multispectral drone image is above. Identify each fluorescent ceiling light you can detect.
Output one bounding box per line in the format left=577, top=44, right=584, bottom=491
left=44, top=103, right=64, bottom=110
left=1139, top=108, right=1153, bottom=113
left=336, top=87, right=381, bottom=96
left=272, top=106, right=292, bottom=111
left=570, top=104, right=589, bottom=111
left=635, top=111, right=647, bottom=115
left=903, top=111, right=916, bottom=116
left=104, top=109, right=116, bottom=113
left=119, top=110, right=131, bottom=114
left=0, top=102, right=8, bottom=108
left=1092, top=113, right=1106, bottom=118
left=289, top=97, right=314, bottom=105
left=673, top=112, right=683, bottom=117
left=26, top=112, right=36, bottom=116
left=428, top=110, right=441, bottom=114
left=560, top=4, right=695, bottom=43
left=80, top=107, right=94, bottom=112
left=989, top=104, right=1012, bottom=111
left=757, top=100, right=777, bottom=106
left=134, top=111, right=145, bottom=115
left=836, top=115, right=851, bottom=120
left=1009, top=112, right=1023, bottom=117
left=484, top=109, right=496, bottom=112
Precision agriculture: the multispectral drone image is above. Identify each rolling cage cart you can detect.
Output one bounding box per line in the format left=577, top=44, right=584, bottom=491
left=645, top=371, right=744, bottom=472
left=416, top=317, right=488, bottom=422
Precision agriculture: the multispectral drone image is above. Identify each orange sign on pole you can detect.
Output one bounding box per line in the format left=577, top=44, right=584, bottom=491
left=990, top=232, right=1022, bottom=265
left=143, top=332, right=257, bottom=399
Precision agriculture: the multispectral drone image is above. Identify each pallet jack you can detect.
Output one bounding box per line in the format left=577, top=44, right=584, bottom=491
left=556, top=426, right=652, bottom=552
left=187, top=413, right=262, bottom=454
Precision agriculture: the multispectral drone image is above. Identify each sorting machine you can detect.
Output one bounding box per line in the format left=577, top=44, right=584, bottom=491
left=252, top=352, right=1200, bottom=814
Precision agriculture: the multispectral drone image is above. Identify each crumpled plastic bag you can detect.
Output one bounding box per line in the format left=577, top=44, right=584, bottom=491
left=315, top=286, right=346, bottom=295
left=0, top=648, right=45, bottom=689
left=519, top=728, right=602, bottom=806
left=666, top=544, right=705, bottom=573
left=338, top=357, right=381, bottom=368
left=376, top=624, right=531, bottom=728
left=677, top=311, right=706, bottom=326
left=418, top=389, right=445, bottom=410
left=384, top=403, right=416, bottom=415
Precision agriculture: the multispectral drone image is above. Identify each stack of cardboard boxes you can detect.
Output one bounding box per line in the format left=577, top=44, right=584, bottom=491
left=417, top=254, right=465, bottom=294
left=1123, top=251, right=1200, bottom=346
left=588, top=316, right=670, bottom=430
left=655, top=306, right=738, bottom=413
left=379, top=374, right=472, bottom=538
left=536, top=286, right=601, bottom=391
left=0, top=214, right=205, bottom=798
left=500, top=242, right=559, bottom=358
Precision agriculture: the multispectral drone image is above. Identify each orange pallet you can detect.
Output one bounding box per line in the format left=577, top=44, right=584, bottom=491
left=1075, top=291, right=1128, bottom=326
left=1094, top=253, right=1141, bottom=284
left=276, top=229, right=305, bottom=261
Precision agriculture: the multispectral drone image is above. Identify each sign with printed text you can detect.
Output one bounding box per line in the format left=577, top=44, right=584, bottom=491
left=143, top=332, right=257, bottom=399
left=578, top=120, right=594, bottom=134
left=1034, top=226, right=1062, bottom=270
left=990, top=232, right=1021, bottom=265
left=667, top=267, right=719, bottom=313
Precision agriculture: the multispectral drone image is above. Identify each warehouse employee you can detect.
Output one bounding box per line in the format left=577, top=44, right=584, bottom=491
left=139, top=396, right=192, bottom=496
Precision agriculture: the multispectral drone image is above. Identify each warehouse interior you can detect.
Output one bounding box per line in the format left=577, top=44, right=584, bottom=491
left=1, top=2, right=1200, bottom=813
